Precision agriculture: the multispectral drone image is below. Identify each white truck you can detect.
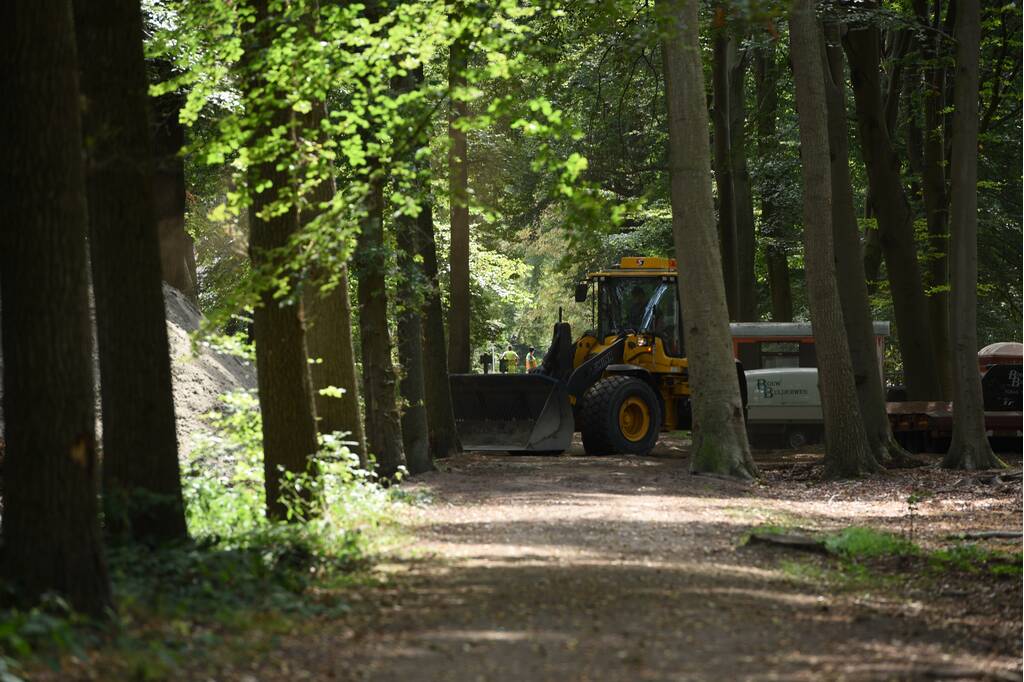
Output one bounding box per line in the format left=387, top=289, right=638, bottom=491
left=745, top=367, right=823, bottom=449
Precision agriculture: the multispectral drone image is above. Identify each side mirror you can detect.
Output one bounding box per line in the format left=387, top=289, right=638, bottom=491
left=574, top=282, right=589, bottom=303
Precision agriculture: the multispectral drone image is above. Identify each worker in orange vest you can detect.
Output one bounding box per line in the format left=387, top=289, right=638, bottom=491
left=525, top=346, right=538, bottom=372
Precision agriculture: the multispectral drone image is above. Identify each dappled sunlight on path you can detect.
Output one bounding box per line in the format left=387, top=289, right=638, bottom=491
left=245, top=441, right=1021, bottom=681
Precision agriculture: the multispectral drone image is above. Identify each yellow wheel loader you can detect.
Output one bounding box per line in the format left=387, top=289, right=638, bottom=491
left=449, top=257, right=748, bottom=455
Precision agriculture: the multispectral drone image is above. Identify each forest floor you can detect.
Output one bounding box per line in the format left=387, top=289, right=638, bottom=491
left=228, top=436, right=1022, bottom=682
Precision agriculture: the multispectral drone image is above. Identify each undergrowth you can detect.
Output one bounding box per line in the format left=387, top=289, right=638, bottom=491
left=0, top=389, right=409, bottom=680
left=756, top=524, right=1023, bottom=590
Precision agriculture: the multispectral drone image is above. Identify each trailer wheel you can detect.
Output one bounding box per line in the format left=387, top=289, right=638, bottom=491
left=580, top=376, right=661, bottom=455
left=786, top=428, right=810, bottom=450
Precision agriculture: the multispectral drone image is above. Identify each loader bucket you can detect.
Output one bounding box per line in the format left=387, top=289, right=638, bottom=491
left=449, top=373, right=574, bottom=452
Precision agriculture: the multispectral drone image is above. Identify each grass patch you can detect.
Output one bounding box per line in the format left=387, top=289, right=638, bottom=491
left=822, top=527, right=917, bottom=559
left=753, top=523, right=1022, bottom=592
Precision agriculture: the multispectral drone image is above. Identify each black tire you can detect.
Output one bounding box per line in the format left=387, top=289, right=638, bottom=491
left=580, top=376, right=661, bottom=455
left=786, top=428, right=809, bottom=450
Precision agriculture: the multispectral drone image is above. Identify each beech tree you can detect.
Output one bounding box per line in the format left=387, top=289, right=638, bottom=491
left=354, top=166, right=407, bottom=479
left=393, top=67, right=434, bottom=475
left=823, top=22, right=908, bottom=466
left=789, top=1, right=877, bottom=478
left=843, top=10, right=943, bottom=401
left=244, top=0, right=322, bottom=519
left=711, top=21, right=739, bottom=320
left=447, top=33, right=472, bottom=374
left=301, top=100, right=369, bottom=467
left=0, top=0, right=112, bottom=615
left=75, top=0, right=188, bottom=543
left=661, top=0, right=757, bottom=479
left=943, top=0, right=1003, bottom=470
left=729, top=35, right=758, bottom=323
left=754, top=41, right=794, bottom=323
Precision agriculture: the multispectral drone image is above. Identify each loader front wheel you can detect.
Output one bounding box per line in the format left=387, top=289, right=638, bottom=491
left=580, top=376, right=661, bottom=456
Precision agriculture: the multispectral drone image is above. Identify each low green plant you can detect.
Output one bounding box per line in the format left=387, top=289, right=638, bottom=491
left=822, top=527, right=918, bottom=559
left=929, top=544, right=1023, bottom=578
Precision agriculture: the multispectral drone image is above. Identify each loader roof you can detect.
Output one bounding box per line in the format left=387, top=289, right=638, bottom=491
left=587, top=256, right=678, bottom=278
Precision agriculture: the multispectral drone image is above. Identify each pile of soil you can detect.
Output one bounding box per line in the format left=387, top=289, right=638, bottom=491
left=0, top=284, right=255, bottom=457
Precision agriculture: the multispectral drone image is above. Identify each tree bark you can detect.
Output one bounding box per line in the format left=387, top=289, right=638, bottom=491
left=393, top=69, right=433, bottom=475
left=245, top=0, right=321, bottom=520
left=354, top=167, right=407, bottom=479
left=789, top=5, right=878, bottom=478
left=447, top=35, right=472, bottom=374
left=943, top=0, right=1002, bottom=470
left=712, top=27, right=739, bottom=320
left=844, top=16, right=943, bottom=401
left=661, top=0, right=757, bottom=480
left=917, top=0, right=954, bottom=399
left=0, top=0, right=112, bottom=615
left=74, top=0, right=188, bottom=543
left=301, top=103, right=368, bottom=468
left=824, top=23, right=909, bottom=466
left=730, top=42, right=758, bottom=322
left=418, top=197, right=462, bottom=460
left=150, top=61, right=198, bottom=305
left=754, top=42, right=793, bottom=323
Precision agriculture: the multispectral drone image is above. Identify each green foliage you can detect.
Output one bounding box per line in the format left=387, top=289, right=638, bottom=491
left=822, top=527, right=919, bottom=559
left=929, top=544, right=1023, bottom=578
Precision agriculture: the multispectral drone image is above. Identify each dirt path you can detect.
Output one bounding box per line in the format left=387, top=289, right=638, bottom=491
left=267, top=440, right=1021, bottom=681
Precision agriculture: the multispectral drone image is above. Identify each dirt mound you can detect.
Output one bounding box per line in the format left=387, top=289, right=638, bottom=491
left=0, top=284, right=255, bottom=457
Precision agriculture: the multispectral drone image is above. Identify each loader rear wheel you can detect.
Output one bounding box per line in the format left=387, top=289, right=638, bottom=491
left=580, top=376, right=661, bottom=455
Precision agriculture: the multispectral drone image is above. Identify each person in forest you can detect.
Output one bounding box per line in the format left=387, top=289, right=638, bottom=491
left=628, top=286, right=647, bottom=329
left=479, top=351, right=493, bottom=374
left=525, top=346, right=538, bottom=372
left=501, top=345, right=519, bottom=374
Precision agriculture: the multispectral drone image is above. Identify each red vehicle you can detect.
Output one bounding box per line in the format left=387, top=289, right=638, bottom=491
left=888, top=343, right=1022, bottom=453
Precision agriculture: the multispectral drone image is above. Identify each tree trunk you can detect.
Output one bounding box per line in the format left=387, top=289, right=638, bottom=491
left=661, top=0, right=757, bottom=480
left=354, top=167, right=407, bottom=479
left=712, top=28, right=739, bottom=320
left=789, top=5, right=877, bottom=478
left=150, top=61, right=198, bottom=305
left=245, top=0, right=321, bottom=520
left=418, top=197, right=462, bottom=460
left=730, top=42, right=757, bottom=322
left=943, top=0, right=1002, bottom=470
left=917, top=0, right=954, bottom=399
left=754, top=42, right=793, bottom=323
left=824, top=22, right=910, bottom=466
left=74, top=0, right=188, bottom=543
left=447, top=35, right=472, bottom=374
left=393, top=69, right=433, bottom=475
left=301, top=103, right=368, bottom=468
left=844, top=17, right=943, bottom=401
left=0, top=0, right=112, bottom=615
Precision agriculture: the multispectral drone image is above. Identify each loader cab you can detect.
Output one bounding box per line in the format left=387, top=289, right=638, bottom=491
left=584, top=257, right=684, bottom=357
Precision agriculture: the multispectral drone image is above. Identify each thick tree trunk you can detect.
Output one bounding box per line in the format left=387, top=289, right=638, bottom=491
left=712, top=29, right=739, bottom=320
left=150, top=61, right=197, bottom=304
left=824, top=23, right=909, bottom=466
left=917, top=0, right=954, bottom=399
left=74, top=0, right=188, bottom=543
left=789, top=5, right=877, bottom=478
left=354, top=168, right=407, bottom=479
left=943, top=0, right=1002, bottom=470
left=844, top=18, right=943, bottom=401
left=447, top=35, right=472, bottom=374
left=245, top=0, right=321, bottom=520
left=301, top=103, right=368, bottom=467
left=0, top=0, right=112, bottom=615
left=730, top=43, right=757, bottom=322
left=661, top=0, right=757, bottom=480
left=393, top=69, right=433, bottom=475
left=754, top=43, right=793, bottom=323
